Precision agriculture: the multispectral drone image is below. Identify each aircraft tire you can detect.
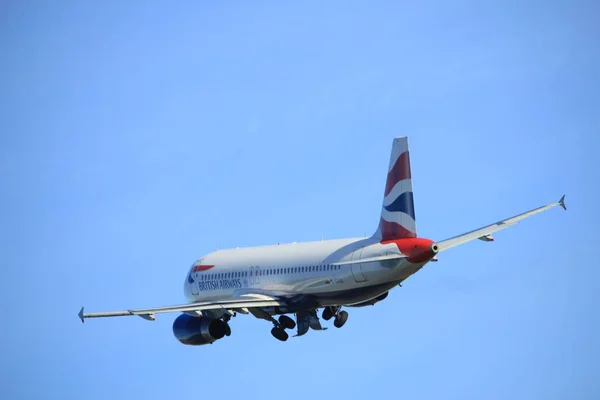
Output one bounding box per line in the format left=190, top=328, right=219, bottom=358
left=322, top=307, right=333, bottom=321
left=333, top=311, right=348, bottom=328
left=271, top=327, right=289, bottom=342
left=278, top=315, right=296, bottom=330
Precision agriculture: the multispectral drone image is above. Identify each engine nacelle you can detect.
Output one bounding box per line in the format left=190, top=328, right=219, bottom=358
left=347, top=291, right=389, bottom=307
left=172, top=314, right=228, bottom=346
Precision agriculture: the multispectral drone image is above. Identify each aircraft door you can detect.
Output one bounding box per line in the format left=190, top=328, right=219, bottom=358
left=250, top=265, right=260, bottom=285
left=350, top=248, right=367, bottom=283
left=190, top=271, right=199, bottom=295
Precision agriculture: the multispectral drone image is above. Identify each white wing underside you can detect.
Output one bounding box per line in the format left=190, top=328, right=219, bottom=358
left=79, top=296, right=283, bottom=322
left=436, top=195, right=566, bottom=251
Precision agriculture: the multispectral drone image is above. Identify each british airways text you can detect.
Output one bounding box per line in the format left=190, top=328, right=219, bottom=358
left=197, top=279, right=243, bottom=291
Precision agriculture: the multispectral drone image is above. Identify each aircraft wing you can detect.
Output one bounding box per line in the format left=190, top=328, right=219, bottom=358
left=78, top=297, right=283, bottom=323
left=436, top=195, right=566, bottom=252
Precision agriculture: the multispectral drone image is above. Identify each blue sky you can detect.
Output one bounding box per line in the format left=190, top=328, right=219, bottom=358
left=1, top=1, right=599, bottom=399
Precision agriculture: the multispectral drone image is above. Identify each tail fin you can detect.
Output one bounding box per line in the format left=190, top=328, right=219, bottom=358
left=374, top=137, right=417, bottom=241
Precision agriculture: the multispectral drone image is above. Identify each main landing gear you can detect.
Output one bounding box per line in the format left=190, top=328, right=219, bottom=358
left=270, top=315, right=297, bottom=342
left=322, top=306, right=349, bottom=328
left=334, top=311, right=348, bottom=328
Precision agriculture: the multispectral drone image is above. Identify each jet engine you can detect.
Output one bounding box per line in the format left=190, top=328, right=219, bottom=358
left=347, top=291, right=389, bottom=308
left=172, top=314, right=228, bottom=345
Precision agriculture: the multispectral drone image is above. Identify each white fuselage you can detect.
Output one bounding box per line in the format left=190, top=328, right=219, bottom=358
left=184, top=237, right=429, bottom=311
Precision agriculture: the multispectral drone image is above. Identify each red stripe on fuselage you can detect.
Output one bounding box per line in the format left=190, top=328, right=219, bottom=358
left=192, top=265, right=215, bottom=272
left=384, top=151, right=411, bottom=196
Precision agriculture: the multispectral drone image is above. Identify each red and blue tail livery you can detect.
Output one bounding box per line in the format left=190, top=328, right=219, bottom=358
left=376, top=137, right=417, bottom=241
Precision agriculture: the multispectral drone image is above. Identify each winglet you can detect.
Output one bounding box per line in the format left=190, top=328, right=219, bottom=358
left=558, top=195, right=567, bottom=211
left=78, top=307, right=85, bottom=323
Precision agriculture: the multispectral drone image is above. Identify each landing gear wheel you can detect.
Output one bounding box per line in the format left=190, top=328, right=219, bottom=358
left=224, top=323, right=231, bottom=337
left=322, top=307, right=333, bottom=321
left=278, top=315, right=296, bottom=330
left=334, top=311, right=348, bottom=328
left=271, top=327, right=289, bottom=342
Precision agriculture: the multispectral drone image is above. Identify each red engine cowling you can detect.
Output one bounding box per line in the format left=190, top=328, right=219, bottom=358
left=172, top=314, right=228, bottom=345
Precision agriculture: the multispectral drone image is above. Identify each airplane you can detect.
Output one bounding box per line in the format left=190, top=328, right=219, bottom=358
left=78, top=137, right=567, bottom=345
